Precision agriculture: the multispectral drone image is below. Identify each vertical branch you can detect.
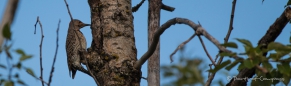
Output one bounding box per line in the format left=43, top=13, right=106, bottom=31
left=64, top=0, right=74, bottom=21
left=0, top=0, right=19, bottom=45
left=206, top=0, right=237, bottom=86
left=34, top=16, right=45, bottom=86
left=148, top=0, right=161, bottom=85
left=224, top=0, right=237, bottom=43
left=47, top=19, right=61, bottom=86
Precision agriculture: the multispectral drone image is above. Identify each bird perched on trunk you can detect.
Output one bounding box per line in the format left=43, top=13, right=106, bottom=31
left=66, top=19, right=90, bottom=79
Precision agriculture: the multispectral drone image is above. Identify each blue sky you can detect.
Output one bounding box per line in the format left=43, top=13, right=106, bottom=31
left=0, top=0, right=290, bottom=86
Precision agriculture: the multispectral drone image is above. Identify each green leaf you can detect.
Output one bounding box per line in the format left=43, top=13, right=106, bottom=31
left=282, top=62, right=291, bottom=75
left=270, top=70, right=282, bottom=85
left=15, top=49, right=33, bottom=61
left=15, top=49, right=25, bottom=55
left=225, top=60, right=240, bottom=71
left=243, top=59, right=255, bottom=68
left=238, top=63, right=246, bottom=70
left=268, top=42, right=287, bottom=50
left=244, top=45, right=251, bottom=53
left=15, top=62, right=21, bottom=69
left=17, top=79, right=26, bottom=85
left=287, top=0, right=291, bottom=6
left=277, top=63, right=291, bottom=76
left=262, top=62, right=273, bottom=71
left=20, top=55, right=32, bottom=62
left=2, top=23, right=12, bottom=40
left=251, top=79, right=259, bottom=86
left=26, top=68, right=36, bottom=78
left=210, top=60, right=231, bottom=73
left=221, top=42, right=238, bottom=48
left=219, top=52, right=236, bottom=57
left=4, top=81, right=14, bottom=86
left=235, top=38, right=253, bottom=47
left=283, top=75, right=291, bottom=85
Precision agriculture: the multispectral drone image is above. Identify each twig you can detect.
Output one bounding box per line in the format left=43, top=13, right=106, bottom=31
left=64, top=0, right=74, bottom=21
left=48, top=19, right=61, bottom=86
left=206, top=0, right=237, bottom=86
left=161, top=3, right=175, bottom=12
left=170, top=33, right=196, bottom=62
left=134, top=17, right=241, bottom=69
left=132, top=0, right=145, bottom=12
left=198, top=35, right=216, bottom=66
left=224, top=0, right=237, bottom=43
left=35, top=77, right=49, bottom=85
left=27, top=70, right=48, bottom=85
left=208, top=64, right=212, bottom=78
left=34, top=16, right=45, bottom=86
left=255, top=65, right=268, bottom=74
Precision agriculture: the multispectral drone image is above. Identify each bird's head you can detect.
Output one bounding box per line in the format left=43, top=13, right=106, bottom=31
left=69, top=19, right=90, bottom=30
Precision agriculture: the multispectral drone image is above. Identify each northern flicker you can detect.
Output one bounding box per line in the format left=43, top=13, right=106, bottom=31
left=66, top=19, right=90, bottom=79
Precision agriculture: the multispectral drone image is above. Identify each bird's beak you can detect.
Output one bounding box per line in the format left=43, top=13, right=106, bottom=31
left=80, top=24, right=91, bottom=28
left=84, top=24, right=91, bottom=26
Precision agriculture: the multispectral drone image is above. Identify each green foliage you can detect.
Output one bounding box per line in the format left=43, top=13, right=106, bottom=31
left=209, top=60, right=231, bottom=73
left=220, top=42, right=238, bottom=49
left=0, top=24, right=33, bottom=86
left=162, top=58, right=205, bottom=86
left=161, top=46, right=227, bottom=86
left=285, top=0, right=291, bottom=8
left=215, top=38, right=291, bottom=85
left=2, top=23, right=11, bottom=40
left=163, top=37, right=291, bottom=85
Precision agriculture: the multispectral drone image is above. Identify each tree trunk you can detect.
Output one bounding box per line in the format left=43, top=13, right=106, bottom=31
left=148, top=0, right=161, bottom=86
left=87, top=0, right=141, bottom=85
left=0, top=0, right=19, bottom=45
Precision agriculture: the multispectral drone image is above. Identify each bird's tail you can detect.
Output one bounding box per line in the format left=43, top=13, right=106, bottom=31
left=73, top=65, right=91, bottom=79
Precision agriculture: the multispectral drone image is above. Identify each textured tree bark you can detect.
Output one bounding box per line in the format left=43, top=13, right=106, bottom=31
left=87, top=0, right=141, bottom=85
left=148, top=0, right=161, bottom=86
left=226, top=7, right=291, bottom=86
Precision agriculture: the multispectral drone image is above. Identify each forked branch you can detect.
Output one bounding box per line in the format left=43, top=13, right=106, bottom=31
left=134, top=17, right=240, bottom=69
left=34, top=16, right=45, bottom=86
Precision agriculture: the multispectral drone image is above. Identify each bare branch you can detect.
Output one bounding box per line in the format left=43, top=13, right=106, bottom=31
left=48, top=19, right=61, bottom=86
left=64, top=0, right=74, bottom=21
left=132, top=0, right=145, bottom=12
left=161, top=3, right=175, bottom=12
left=224, top=0, right=237, bottom=43
left=170, top=33, right=196, bottom=62
left=134, top=17, right=240, bottom=69
left=36, top=77, right=49, bottom=85
left=206, top=0, right=237, bottom=85
left=198, top=35, right=216, bottom=66
left=34, top=16, right=45, bottom=86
